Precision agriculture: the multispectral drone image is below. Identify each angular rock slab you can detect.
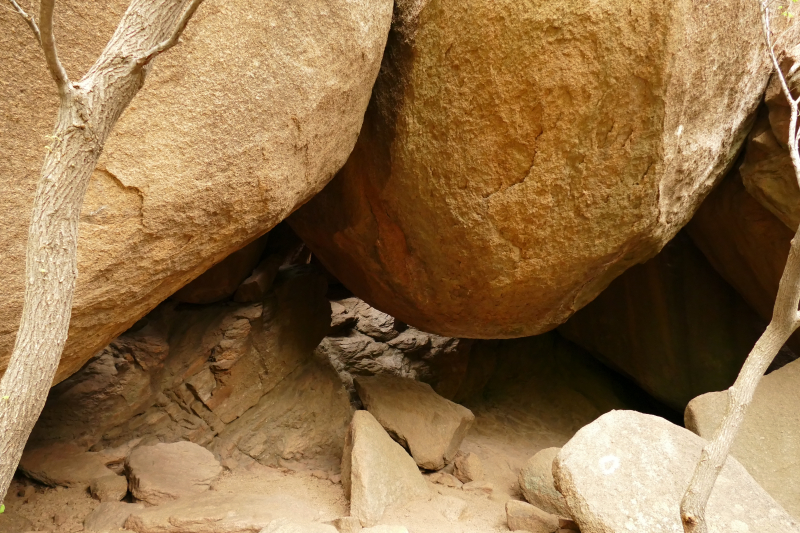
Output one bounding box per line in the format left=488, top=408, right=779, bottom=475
left=686, top=357, right=800, bottom=519
left=354, top=374, right=474, bottom=470
left=553, top=410, right=799, bottom=533
left=125, top=441, right=222, bottom=505
left=342, top=410, right=428, bottom=526
left=290, top=0, right=774, bottom=339
left=518, top=448, right=570, bottom=518
left=0, top=0, right=394, bottom=383
left=19, top=442, right=115, bottom=489
left=506, top=500, right=559, bottom=533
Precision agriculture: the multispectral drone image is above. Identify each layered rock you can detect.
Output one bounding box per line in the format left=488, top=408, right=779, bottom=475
left=686, top=357, right=800, bottom=519
left=27, top=266, right=350, bottom=470
left=559, top=232, right=764, bottom=411
left=354, top=374, right=474, bottom=470
left=553, top=411, right=799, bottom=533
left=0, top=0, right=394, bottom=382
left=290, top=0, right=771, bottom=339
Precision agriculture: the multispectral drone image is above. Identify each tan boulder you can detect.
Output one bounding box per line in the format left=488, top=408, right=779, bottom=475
left=289, top=0, right=771, bottom=339
left=686, top=357, right=800, bottom=519
left=505, top=501, right=560, bottom=533
left=0, top=0, right=393, bottom=383
left=518, top=448, right=570, bottom=518
left=559, top=232, right=764, bottom=411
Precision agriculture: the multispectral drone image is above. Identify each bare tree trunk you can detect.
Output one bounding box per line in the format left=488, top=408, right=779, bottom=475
left=680, top=2, right=800, bottom=531
left=0, top=0, right=204, bottom=503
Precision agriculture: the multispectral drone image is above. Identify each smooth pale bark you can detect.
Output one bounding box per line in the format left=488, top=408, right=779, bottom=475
left=680, top=3, right=800, bottom=531
left=0, top=0, right=204, bottom=503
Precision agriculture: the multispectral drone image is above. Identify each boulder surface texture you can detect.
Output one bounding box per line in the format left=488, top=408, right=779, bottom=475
left=0, top=0, right=393, bottom=383
left=553, top=410, right=799, bottom=533
left=342, top=410, right=428, bottom=527
left=289, top=0, right=771, bottom=339
left=125, top=441, right=223, bottom=505
left=354, top=374, right=474, bottom=470
left=686, top=357, right=800, bottom=519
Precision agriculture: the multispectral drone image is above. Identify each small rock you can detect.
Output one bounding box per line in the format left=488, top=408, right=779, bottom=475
left=428, top=471, right=463, bottom=488
left=310, top=470, right=329, bottom=481
left=329, top=474, right=342, bottom=485
left=261, top=518, right=338, bottom=533
left=553, top=410, right=800, bottom=532
left=342, top=411, right=428, bottom=526
left=19, top=442, right=114, bottom=489
left=506, top=500, right=560, bottom=533
left=52, top=513, right=67, bottom=527
left=435, top=494, right=467, bottom=522
left=558, top=518, right=580, bottom=531
left=84, top=502, right=145, bottom=532
left=354, top=375, right=474, bottom=470
left=354, top=304, right=400, bottom=341
left=332, top=516, right=362, bottom=533
left=453, top=452, right=484, bottom=483
left=518, top=448, right=570, bottom=517
left=462, top=480, right=493, bottom=495
left=90, top=474, right=128, bottom=502
left=125, top=441, right=222, bottom=505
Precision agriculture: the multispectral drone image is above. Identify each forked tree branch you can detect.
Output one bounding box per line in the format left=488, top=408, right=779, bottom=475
left=38, top=0, right=70, bottom=94
left=134, top=0, right=205, bottom=67
left=7, top=0, right=41, bottom=46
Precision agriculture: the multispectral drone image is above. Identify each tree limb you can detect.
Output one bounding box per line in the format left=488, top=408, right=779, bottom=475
left=38, top=0, right=69, bottom=94
left=6, top=0, right=41, bottom=46
left=134, top=0, right=205, bottom=67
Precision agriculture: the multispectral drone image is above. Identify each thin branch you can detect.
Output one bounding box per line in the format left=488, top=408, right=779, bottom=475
left=133, top=0, right=205, bottom=68
left=38, top=0, right=69, bottom=94
left=6, top=0, right=41, bottom=45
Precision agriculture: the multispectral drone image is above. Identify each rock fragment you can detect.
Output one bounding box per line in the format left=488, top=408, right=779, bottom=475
left=354, top=375, right=474, bottom=470
left=342, top=411, right=428, bottom=526
left=19, top=442, right=114, bottom=489
left=506, top=500, right=560, bottom=533
left=125, top=441, right=222, bottom=505
left=84, top=502, right=144, bottom=533
left=90, top=474, right=128, bottom=502
left=453, top=452, right=484, bottom=483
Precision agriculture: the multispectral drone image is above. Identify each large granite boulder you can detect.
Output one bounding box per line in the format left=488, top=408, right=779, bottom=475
left=686, top=357, right=800, bottom=519
left=289, top=0, right=771, bottom=339
left=0, top=0, right=393, bottom=383
left=553, top=410, right=799, bottom=533
left=559, top=232, right=764, bottom=411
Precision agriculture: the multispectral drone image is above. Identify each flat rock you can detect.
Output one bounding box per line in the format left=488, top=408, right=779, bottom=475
left=506, top=500, right=560, bottom=533
left=260, top=519, right=338, bottom=533
left=428, top=471, right=462, bottom=488
left=125, top=492, right=317, bottom=533
left=0, top=0, right=394, bottom=384
left=19, top=442, right=114, bottom=488
left=686, top=357, right=800, bottom=518
left=342, top=411, right=428, bottom=527
left=518, top=448, right=570, bottom=517
left=90, top=474, right=129, bottom=502
left=553, top=410, right=799, bottom=533
left=85, top=502, right=145, bottom=533
left=354, top=375, right=474, bottom=470
left=125, top=441, right=222, bottom=505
